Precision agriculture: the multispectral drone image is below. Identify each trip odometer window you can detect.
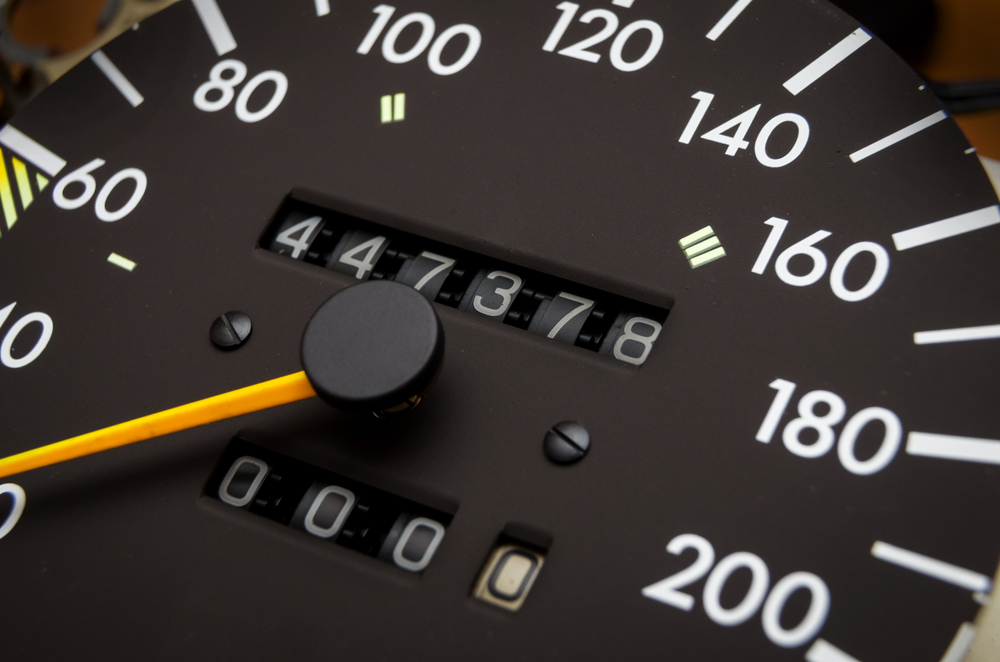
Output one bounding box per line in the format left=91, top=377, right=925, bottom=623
left=0, top=1, right=997, bottom=661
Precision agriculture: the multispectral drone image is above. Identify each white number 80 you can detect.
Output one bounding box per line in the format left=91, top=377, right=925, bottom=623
left=194, top=59, right=288, bottom=123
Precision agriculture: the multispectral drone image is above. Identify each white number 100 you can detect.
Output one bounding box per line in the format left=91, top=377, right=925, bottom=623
left=358, top=5, right=482, bottom=76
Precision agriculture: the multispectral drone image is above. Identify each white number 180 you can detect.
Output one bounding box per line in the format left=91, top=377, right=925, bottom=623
left=757, top=378, right=903, bottom=476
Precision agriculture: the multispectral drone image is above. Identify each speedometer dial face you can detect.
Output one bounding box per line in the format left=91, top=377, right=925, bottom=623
left=1, top=1, right=999, bottom=660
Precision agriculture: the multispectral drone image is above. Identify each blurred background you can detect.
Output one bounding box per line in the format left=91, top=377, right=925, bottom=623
left=0, top=0, right=996, bottom=658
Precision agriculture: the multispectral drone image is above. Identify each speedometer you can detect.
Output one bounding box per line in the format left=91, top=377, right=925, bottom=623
left=0, top=1, right=998, bottom=660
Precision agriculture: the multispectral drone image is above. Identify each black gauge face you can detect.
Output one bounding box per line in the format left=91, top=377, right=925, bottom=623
left=0, top=1, right=999, bottom=660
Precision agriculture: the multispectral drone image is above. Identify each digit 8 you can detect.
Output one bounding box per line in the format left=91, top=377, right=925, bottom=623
left=194, top=59, right=248, bottom=112
left=613, top=317, right=662, bottom=365
left=781, top=390, right=846, bottom=458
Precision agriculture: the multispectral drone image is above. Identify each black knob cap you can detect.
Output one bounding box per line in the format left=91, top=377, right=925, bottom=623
left=301, top=281, right=444, bottom=415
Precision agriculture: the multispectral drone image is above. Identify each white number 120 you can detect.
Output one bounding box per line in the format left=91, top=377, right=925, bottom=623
left=543, top=2, right=663, bottom=72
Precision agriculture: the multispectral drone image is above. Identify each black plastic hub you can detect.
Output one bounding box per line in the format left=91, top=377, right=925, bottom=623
left=301, top=281, right=444, bottom=413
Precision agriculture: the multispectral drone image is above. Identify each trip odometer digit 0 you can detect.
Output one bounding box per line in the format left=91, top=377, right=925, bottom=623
left=0, top=0, right=998, bottom=661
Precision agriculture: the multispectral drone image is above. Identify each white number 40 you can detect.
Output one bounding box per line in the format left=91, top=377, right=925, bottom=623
left=0, top=302, right=53, bottom=369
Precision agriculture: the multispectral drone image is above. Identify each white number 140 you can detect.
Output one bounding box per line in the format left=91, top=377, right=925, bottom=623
left=679, top=91, right=810, bottom=168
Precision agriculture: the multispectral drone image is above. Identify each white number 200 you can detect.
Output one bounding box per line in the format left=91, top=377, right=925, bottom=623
left=642, top=533, right=830, bottom=649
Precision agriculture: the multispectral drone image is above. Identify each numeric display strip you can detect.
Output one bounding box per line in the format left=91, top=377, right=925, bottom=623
left=262, top=197, right=670, bottom=366
left=208, top=437, right=453, bottom=573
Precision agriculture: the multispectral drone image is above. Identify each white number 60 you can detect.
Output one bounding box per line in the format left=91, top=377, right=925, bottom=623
left=54, top=159, right=147, bottom=222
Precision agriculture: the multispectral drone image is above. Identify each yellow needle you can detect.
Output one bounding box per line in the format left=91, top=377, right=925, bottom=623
left=0, top=371, right=316, bottom=479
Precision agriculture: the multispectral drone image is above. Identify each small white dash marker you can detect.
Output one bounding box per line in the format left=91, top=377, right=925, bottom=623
left=783, top=28, right=872, bottom=96
left=849, top=110, right=947, bottom=163
left=965, top=147, right=977, bottom=154
left=918, top=84, right=926, bottom=91
left=941, top=623, right=978, bottom=662
left=805, top=639, right=862, bottom=662
left=191, top=0, right=237, bottom=56
left=706, top=0, right=754, bottom=41
left=611, top=0, right=635, bottom=7
left=871, top=541, right=993, bottom=593
left=892, top=204, right=1000, bottom=250
left=907, top=431, right=1000, bottom=467
left=315, top=0, right=330, bottom=16
left=914, top=323, right=1000, bottom=345
left=0, top=125, right=66, bottom=176
left=108, top=253, right=137, bottom=272
left=91, top=50, right=144, bottom=107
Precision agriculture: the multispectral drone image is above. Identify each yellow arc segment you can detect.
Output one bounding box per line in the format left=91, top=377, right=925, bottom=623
left=12, top=158, right=33, bottom=209
left=0, top=371, right=317, bottom=479
left=0, top=147, right=17, bottom=230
